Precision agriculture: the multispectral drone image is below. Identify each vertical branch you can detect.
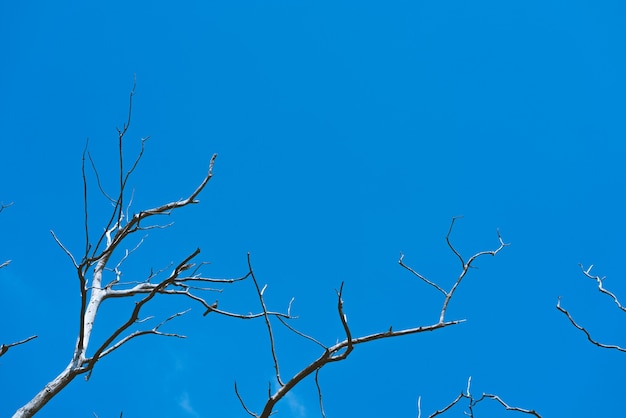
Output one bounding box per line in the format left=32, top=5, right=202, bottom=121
left=1, top=202, right=14, bottom=269
left=314, top=369, right=326, bottom=418
left=116, top=75, right=136, bottom=228
left=82, top=140, right=90, bottom=260
left=247, top=253, right=284, bottom=387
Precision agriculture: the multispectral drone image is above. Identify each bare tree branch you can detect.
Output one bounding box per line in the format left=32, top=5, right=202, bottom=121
left=557, top=265, right=626, bottom=352
left=11, top=83, right=261, bottom=417
left=248, top=253, right=285, bottom=387
left=234, top=218, right=507, bottom=418
left=1, top=202, right=14, bottom=269
left=0, top=201, right=13, bottom=213
left=0, top=335, right=38, bottom=358
left=400, top=218, right=509, bottom=323
left=314, top=368, right=326, bottom=418
left=556, top=297, right=626, bottom=352
left=423, top=376, right=541, bottom=417
left=579, top=264, right=626, bottom=312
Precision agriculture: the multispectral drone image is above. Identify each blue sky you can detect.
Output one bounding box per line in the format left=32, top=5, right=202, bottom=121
left=1, top=1, right=626, bottom=417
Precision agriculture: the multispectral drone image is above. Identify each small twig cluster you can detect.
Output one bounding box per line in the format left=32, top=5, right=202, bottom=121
left=418, top=377, right=541, bottom=418
left=557, top=264, right=626, bottom=352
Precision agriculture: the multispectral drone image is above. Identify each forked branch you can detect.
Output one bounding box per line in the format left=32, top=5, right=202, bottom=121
left=400, top=217, right=509, bottom=323
left=12, top=83, right=259, bottom=418
left=236, top=219, right=506, bottom=418
left=420, top=377, right=541, bottom=417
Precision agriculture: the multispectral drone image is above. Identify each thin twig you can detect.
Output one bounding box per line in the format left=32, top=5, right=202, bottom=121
left=556, top=297, right=626, bottom=352
left=234, top=382, right=258, bottom=417
left=0, top=335, right=38, bottom=358
left=248, top=253, right=284, bottom=387
left=428, top=377, right=541, bottom=417
left=314, top=369, right=326, bottom=418
left=579, top=264, right=626, bottom=313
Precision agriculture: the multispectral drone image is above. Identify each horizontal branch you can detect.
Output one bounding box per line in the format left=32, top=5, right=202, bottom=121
left=0, top=335, right=38, bottom=358
left=426, top=376, right=541, bottom=417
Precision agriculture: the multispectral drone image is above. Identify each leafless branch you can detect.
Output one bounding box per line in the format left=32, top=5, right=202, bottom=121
left=0, top=201, right=13, bottom=213
left=314, top=368, right=326, bottom=418
left=557, top=265, right=626, bottom=352
left=425, top=377, right=541, bottom=417
left=556, top=297, right=626, bottom=352
left=399, top=253, right=446, bottom=295
left=400, top=218, right=509, bottom=323
left=50, top=230, right=79, bottom=269
left=579, top=264, right=626, bottom=313
left=11, top=83, right=253, bottom=418
left=276, top=316, right=327, bottom=349
left=235, top=382, right=257, bottom=417
left=1, top=202, right=13, bottom=269
left=248, top=253, right=285, bottom=387
left=98, top=309, right=190, bottom=359
left=0, top=335, right=38, bottom=358
left=232, top=219, right=505, bottom=418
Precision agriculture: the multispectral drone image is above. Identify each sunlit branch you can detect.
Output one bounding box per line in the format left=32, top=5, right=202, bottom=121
left=1, top=202, right=13, bottom=269
left=579, top=264, right=626, bottom=313
left=11, top=83, right=245, bottom=418
left=425, top=377, right=541, bottom=418
left=400, top=218, right=509, bottom=323
left=556, top=297, right=626, bottom=352
left=236, top=218, right=507, bottom=418
left=0, top=335, right=38, bottom=358
left=557, top=264, right=626, bottom=352
left=97, top=310, right=190, bottom=360
left=248, top=252, right=285, bottom=387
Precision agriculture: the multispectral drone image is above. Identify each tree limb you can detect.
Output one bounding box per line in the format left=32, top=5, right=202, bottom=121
left=237, top=218, right=507, bottom=418
left=557, top=265, right=626, bottom=352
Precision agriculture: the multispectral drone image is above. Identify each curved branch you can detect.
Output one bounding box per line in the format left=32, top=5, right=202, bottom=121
left=556, top=297, right=626, bottom=352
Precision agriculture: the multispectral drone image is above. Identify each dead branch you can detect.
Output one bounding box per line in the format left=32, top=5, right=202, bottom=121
left=556, top=297, right=626, bottom=352
left=400, top=217, right=509, bottom=323
left=11, top=84, right=268, bottom=418
left=1, top=202, right=14, bottom=269
left=422, top=377, right=541, bottom=417
left=0, top=336, right=38, bottom=358
left=557, top=265, right=626, bottom=352
left=579, top=264, right=626, bottom=312
left=235, top=218, right=506, bottom=418
left=0, top=201, right=13, bottom=213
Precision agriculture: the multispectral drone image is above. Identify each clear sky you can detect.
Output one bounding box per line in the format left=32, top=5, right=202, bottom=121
left=1, top=1, right=626, bottom=417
